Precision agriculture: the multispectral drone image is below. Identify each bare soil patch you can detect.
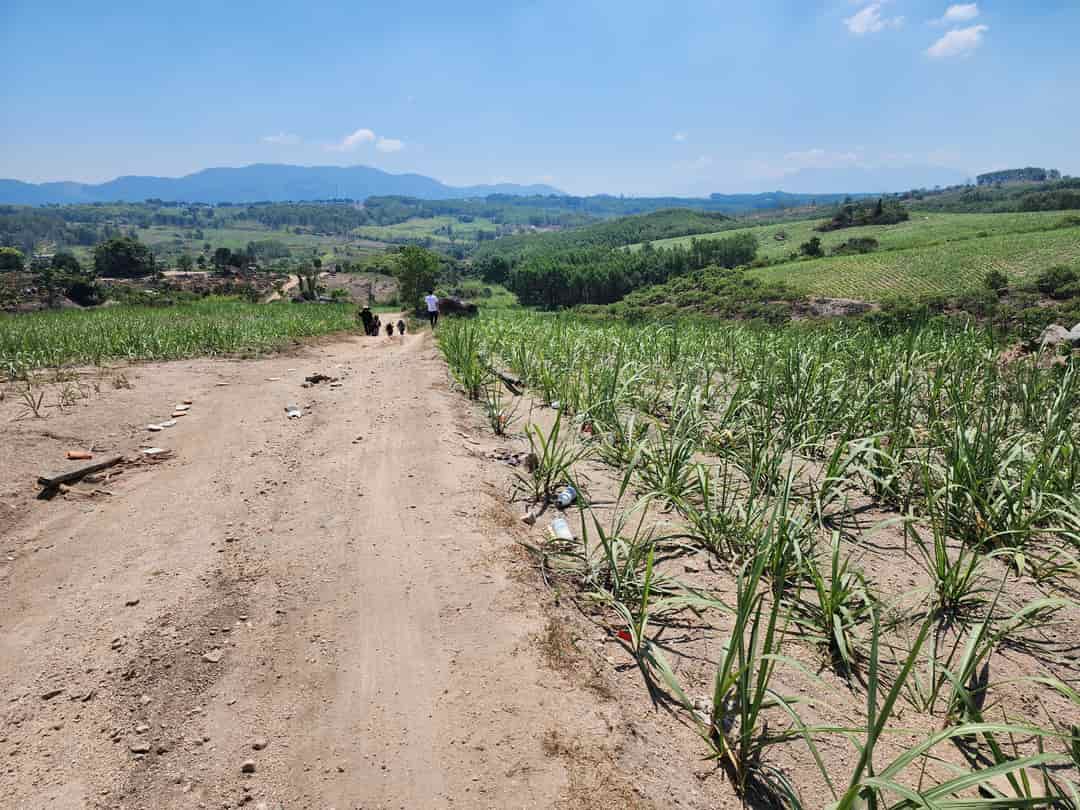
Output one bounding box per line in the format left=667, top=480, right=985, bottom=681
left=0, top=331, right=716, bottom=808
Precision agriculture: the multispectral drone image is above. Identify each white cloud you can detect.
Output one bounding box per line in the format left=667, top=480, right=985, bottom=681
left=845, top=2, right=904, bottom=35
left=261, top=132, right=301, bottom=146
left=926, top=24, right=988, bottom=58
left=375, top=137, right=404, bottom=153
left=327, top=128, right=376, bottom=152
left=941, top=3, right=979, bottom=23
left=673, top=131, right=688, bottom=143
left=325, top=128, right=405, bottom=153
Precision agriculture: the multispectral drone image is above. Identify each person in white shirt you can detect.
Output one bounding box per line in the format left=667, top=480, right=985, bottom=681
left=424, top=292, right=439, bottom=328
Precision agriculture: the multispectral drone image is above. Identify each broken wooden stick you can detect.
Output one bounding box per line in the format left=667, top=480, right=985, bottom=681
left=487, top=366, right=523, bottom=395
left=37, top=455, right=124, bottom=491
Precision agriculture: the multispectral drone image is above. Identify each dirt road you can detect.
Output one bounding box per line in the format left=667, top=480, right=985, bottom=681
left=0, top=331, right=621, bottom=809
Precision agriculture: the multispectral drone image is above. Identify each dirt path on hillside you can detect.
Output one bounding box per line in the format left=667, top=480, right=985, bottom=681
left=263, top=273, right=299, bottom=303
left=0, top=330, right=652, bottom=809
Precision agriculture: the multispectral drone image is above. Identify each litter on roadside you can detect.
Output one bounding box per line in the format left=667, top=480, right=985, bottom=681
left=285, top=405, right=303, bottom=419
left=146, top=424, right=163, bottom=432
left=555, top=486, right=577, bottom=509
left=521, top=503, right=543, bottom=525
left=548, top=517, right=574, bottom=541
left=66, top=450, right=93, bottom=460
left=141, top=447, right=169, bottom=456
left=174, top=404, right=190, bottom=412
left=37, top=455, right=124, bottom=496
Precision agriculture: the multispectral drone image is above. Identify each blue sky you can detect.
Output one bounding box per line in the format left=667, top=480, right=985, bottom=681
left=1, top=0, right=1077, bottom=194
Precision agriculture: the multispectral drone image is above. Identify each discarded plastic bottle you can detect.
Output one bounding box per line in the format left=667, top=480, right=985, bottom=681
left=555, top=486, right=577, bottom=509
left=550, top=517, right=574, bottom=541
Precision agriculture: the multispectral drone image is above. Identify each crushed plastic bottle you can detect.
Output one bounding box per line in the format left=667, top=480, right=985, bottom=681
left=549, top=517, right=574, bottom=541
left=555, top=486, right=577, bottom=509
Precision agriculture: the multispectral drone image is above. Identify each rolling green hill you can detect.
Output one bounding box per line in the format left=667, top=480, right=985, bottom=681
left=474, top=208, right=733, bottom=260
left=748, top=223, right=1080, bottom=300
left=635, top=211, right=1075, bottom=261
left=628, top=210, right=1080, bottom=301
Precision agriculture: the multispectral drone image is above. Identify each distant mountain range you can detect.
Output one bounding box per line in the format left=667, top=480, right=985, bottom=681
left=0, top=162, right=979, bottom=208
left=0, top=164, right=566, bottom=206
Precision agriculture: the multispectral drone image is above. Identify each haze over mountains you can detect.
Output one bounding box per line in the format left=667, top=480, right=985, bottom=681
left=0, top=162, right=976, bottom=206
left=0, top=164, right=565, bottom=206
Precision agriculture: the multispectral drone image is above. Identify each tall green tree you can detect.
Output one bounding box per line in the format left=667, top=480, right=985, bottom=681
left=177, top=253, right=195, bottom=273
left=50, top=251, right=82, bottom=275
left=394, top=246, right=441, bottom=311
left=0, top=246, right=25, bottom=273
left=93, top=236, right=155, bottom=278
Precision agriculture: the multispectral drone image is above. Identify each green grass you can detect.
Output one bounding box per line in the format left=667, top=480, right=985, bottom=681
left=440, top=279, right=519, bottom=309
left=355, top=215, right=500, bottom=245
left=750, top=224, right=1080, bottom=300
left=637, top=211, right=1075, bottom=262
left=0, top=298, right=358, bottom=375
left=623, top=211, right=1080, bottom=301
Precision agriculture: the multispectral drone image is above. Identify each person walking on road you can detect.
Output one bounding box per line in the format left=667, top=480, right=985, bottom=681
left=358, top=305, right=376, bottom=336
left=424, top=291, right=440, bottom=329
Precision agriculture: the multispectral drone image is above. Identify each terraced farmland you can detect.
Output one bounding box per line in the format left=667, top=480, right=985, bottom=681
left=751, top=223, right=1080, bottom=299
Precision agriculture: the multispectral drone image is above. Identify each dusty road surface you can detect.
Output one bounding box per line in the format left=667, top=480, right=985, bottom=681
left=0, top=330, right=643, bottom=809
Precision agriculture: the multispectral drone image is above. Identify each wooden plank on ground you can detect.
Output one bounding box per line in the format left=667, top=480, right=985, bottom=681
left=37, top=455, right=124, bottom=490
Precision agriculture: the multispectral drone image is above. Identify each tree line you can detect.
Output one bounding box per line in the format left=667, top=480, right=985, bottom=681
left=477, top=232, right=759, bottom=308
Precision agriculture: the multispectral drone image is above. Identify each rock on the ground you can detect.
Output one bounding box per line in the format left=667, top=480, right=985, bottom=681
left=202, top=649, right=223, bottom=663
left=1039, top=324, right=1071, bottom=348
left=1069, top=323, right=1080, bottom=344
left=251, top=737, right=268, bottom=751
left=129, top=742, right=151, bottom=754
left=241, top=759, right=256, bottom=773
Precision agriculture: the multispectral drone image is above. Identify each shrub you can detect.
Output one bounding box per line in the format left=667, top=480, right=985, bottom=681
left=866, top=296, right=931, bottom=332
left=94, top=236, right=155, bottom=278
left=65, top=279, right=104, bottom=307
left=1035, top=265, right=1079, bottom=299
left=983, top=269, right=1008, bottom=294
left=800, top=237, right=824, bottom=258
left=817, top=198, right=910, bottom=232
left=952, top=287, right=999, bottom=318
left=0, top=246, right=25, bottom=273
left=832, top=237, right=879, bottom=256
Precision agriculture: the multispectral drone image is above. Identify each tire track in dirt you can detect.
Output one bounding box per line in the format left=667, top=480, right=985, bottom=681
left=0, top=331, right=613, bottom=809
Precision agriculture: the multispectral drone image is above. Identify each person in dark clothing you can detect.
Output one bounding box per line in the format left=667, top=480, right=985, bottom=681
left=358, top=306, right=376, bottom=336
left=397, top=319, right=406, bottom=335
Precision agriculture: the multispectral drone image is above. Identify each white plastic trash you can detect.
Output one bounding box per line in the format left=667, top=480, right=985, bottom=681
left=555, top=486, right=577, bottom=509
left=549, top=517, right=574, bottom=541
